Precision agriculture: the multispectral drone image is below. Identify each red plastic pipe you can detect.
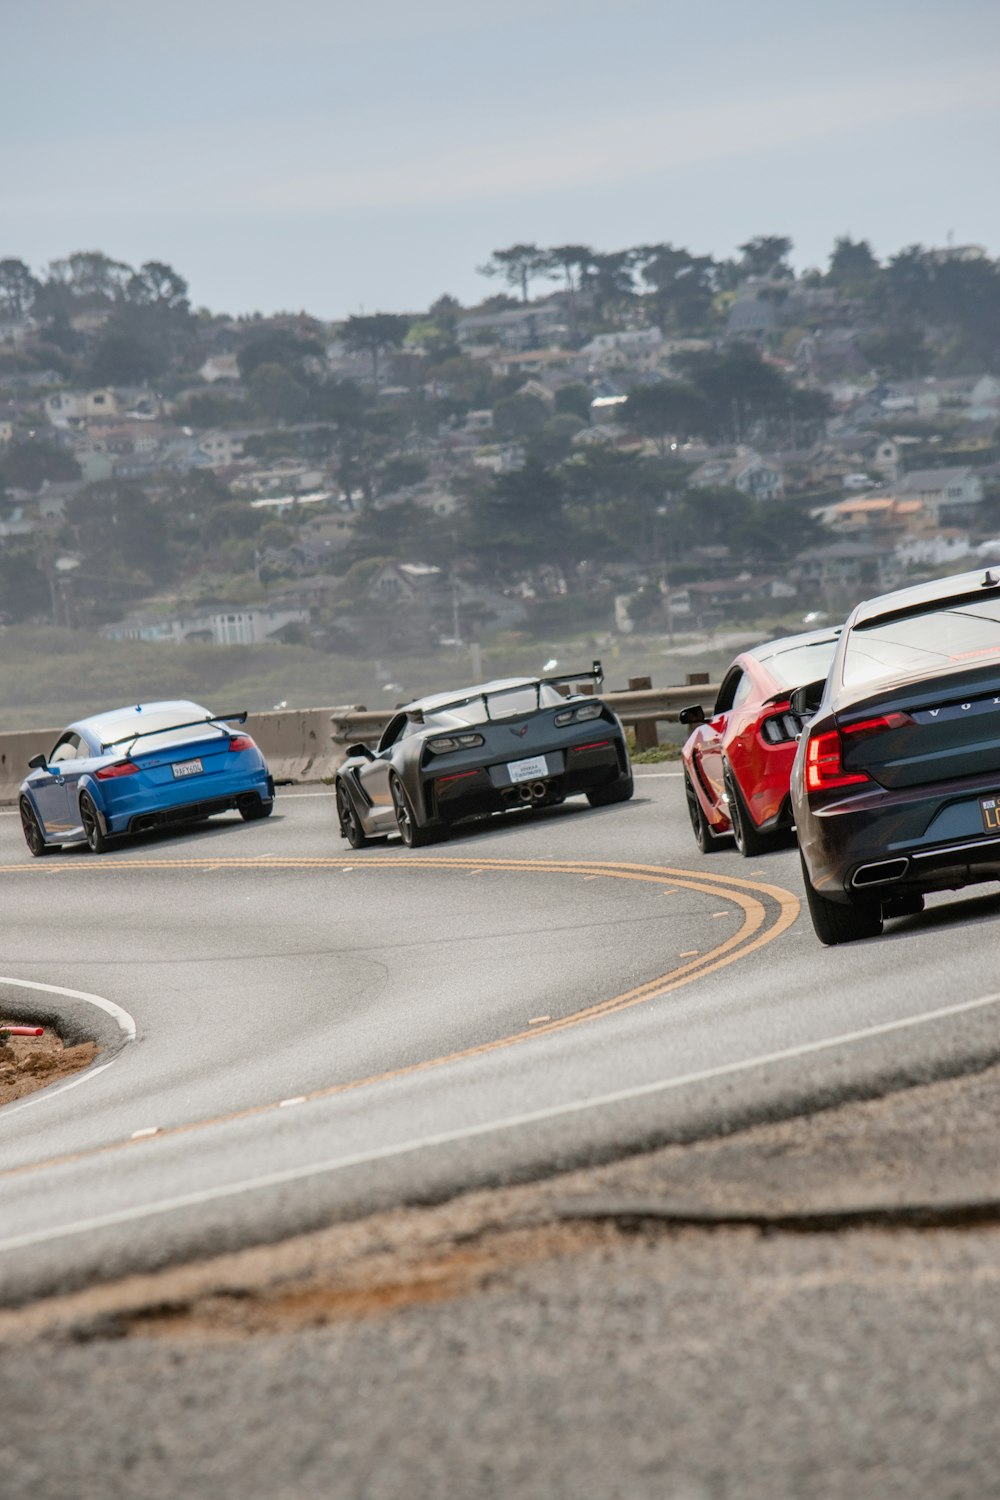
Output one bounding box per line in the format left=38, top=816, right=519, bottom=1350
left=1, top=1025, right=44, bottom=1036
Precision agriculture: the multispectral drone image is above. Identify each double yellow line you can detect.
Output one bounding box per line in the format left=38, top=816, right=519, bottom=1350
left=0, top=854, right=799, bottom=1177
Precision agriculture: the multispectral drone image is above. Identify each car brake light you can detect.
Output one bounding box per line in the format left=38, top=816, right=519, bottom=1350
left=229, top=734, right=255, bottom=751
left=569, top=740, right=611, bottom=753
left=804, top=731, right=871, bottom=794
left=840, top=712, right=912, bottom=741
left=95, top=759, right=141, bottom=780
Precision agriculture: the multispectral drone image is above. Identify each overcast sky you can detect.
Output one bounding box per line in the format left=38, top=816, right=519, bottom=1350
left=5, top=0, right=999, bottom=320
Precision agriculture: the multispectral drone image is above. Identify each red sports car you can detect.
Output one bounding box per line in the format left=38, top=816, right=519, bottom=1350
left=679, top=626, right=841, bottom=856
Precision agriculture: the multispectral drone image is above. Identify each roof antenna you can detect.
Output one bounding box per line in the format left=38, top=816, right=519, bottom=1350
left=982, top=570, right=999, bottom=588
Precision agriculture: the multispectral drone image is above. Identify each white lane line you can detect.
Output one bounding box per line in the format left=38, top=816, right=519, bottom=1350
left=3, top=988, right=1000, bottom=1256
left=0, top=977, right=137, bottom=1122
left=0, top=976, right=136, bottom=1040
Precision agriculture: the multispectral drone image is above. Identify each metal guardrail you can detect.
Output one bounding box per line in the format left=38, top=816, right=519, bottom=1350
left=329, top=681, right=720, bottom=750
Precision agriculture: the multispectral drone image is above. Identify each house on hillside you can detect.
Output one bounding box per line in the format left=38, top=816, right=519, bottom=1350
left=689, top=449, right=785, bottom=501
left=896, top=467, right=984, bottom=522
left=101, top=603, right=310, bottom=646
left=456, top=305, right=565, bottom=352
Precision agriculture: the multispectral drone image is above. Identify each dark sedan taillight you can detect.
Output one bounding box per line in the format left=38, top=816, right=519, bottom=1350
left=95, top=760, right=141, bottom=781
left=804, top=731, right=871, bottom=794
left=804, top=712, right=914, bottom=794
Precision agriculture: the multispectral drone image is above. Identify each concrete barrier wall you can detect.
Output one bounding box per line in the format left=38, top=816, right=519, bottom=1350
left=0, top=684, right=719, bottom=806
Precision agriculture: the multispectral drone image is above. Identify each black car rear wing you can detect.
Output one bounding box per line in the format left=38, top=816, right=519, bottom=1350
left=101, top=711, right=248, bottom=752
left=407, top=663, right=603, bottom=724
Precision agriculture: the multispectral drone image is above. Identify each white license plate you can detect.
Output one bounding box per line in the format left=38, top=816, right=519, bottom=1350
left=172, top=758, right=204, bottom=779
left=507, top=755, right=548, bottom=784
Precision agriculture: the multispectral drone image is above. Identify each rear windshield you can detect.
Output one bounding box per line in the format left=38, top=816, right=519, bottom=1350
left=761, top=640, right=838, bottom=690
left=433, top=683, right=566, bottom=725
left=843, top=600, right=1000, bottom=688
left=96, top=707, right=220, bottom=749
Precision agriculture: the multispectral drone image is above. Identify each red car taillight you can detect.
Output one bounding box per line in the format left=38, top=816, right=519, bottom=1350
left=95, top=760, right=141, bottom=781
left=229, top=734, right=255, bottom=752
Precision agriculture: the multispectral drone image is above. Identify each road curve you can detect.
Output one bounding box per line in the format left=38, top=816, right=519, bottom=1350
left=2, top=773, right=1000, bottom=1303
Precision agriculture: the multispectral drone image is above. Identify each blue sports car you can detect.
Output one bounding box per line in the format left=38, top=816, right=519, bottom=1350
left=18, top=700, right=275, bottom=856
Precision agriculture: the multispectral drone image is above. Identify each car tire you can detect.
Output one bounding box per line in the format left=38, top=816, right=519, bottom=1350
left=799, top=851, right=883, bottom=945
left=390, top=775, right=437, bottom=848
left=723, top=763, right=771, bottom=858
left=586, top=772, right=634, bottom=807
left=19, top=798, right=54, bottom=857
left=336, top=780, right=370, bottom=849
left=79, top=792, right=110, bottom=854
left=239, top=795, right=273, bottom=821
left=683, top=769, right=722, bottom=854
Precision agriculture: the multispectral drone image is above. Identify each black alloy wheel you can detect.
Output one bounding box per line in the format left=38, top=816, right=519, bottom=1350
left=79, top=792, right=109, bottom=854
left=799, top=851, right=883, bottom=946
left=390, top=775, right=436, bottom=848
left=683, top=768, right=721, bottom=854
left=586, top=772, right=634, bottom=807
left=723, top=763, right=771, bottom=859
left=19, top=798, right=52, bottom=857
left=336, top=781, right=368, bottom=849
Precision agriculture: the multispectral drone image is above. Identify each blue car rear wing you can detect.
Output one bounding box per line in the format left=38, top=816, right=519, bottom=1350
left=101, top=711, right=248, bottom=752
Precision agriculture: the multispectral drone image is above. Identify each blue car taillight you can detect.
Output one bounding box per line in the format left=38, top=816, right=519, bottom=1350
left=95, top=760, right=141, bottom=781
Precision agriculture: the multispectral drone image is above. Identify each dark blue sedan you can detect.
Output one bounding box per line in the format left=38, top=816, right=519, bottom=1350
left=18, top=700, right=274, bottom=855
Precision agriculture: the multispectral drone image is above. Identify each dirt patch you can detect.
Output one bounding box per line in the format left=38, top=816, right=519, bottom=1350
left=0, top=1026, right=97, bottom=1108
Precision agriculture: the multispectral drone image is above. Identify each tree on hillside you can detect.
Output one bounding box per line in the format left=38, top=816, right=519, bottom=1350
left=477, top=244, right=549, bottom=303
left=1, top=438, right=81, bottom=493
left=623, top=381, right=709, bottom=452
left=0, top=259, right=40, bottom=319
left=124, top=261, right=190, bottom=312
left=582, top=251, right=636, bottom=322
left=827, top=237, right=880, bottom=296
left=738, top=235, right=793, bottom=279
left=46, top=251, right=132, bottom=303
left=544, top=244, right=593, bottom=295
left=341, top=313, right=411, bottom=384
left=248, top=362, right=310, bottom=423
left=237, top=329, right=326, bottom=385
left=636, top=244, right=716, bottom=332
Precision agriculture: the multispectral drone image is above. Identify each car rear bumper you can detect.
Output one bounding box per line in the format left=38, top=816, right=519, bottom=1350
left=428, top=741, right=626, bottom=819
left=798, top=775, right=1000, bottom=903
left=105, top=769, right=273, bottom=834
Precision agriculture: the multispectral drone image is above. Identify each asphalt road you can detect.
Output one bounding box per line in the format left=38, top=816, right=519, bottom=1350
left=2, top=771, right=1000, bottom=1305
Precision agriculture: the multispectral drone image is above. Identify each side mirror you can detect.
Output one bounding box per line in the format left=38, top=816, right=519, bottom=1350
left=678, top=704, right=706, bottom=727
left=789, top=678, right=826, bottom=716
left=27, top=753, right=48, bottom=771
left=346, top=742, right=376, bottom=761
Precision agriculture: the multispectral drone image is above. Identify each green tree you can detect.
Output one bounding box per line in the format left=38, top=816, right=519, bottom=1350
left=636, top=244, right=716, bottom=331
left=341, top=313, right=411, bottom=383
left=1, top=438, right=81, bottom=493
left=248, top=362, right=310, bottom=423
left=477, top=244, right=549, bottom=303
left=738, top=235, right=793, bottom=279
left=237, top=329, right=326, bottom=385
left=0, top=259, right=40, bottom=318
left=623, top=381, right=708, bottom=451
left=493, top=391, right=549, bottom=440
left=827, top=237, right=880, bottom=295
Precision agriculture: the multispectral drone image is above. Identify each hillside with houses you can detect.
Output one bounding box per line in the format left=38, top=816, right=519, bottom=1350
left=1, top=236, right=999, bottom=659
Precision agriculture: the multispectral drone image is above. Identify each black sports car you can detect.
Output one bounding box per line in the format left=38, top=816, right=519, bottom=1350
left=334, top=663, right=633, bottom=848
left=791, top=566, right=1000, bottom=944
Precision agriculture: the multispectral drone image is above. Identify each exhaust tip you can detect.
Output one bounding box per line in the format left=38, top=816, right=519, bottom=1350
left=852, top=857, right=909, bottom=888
